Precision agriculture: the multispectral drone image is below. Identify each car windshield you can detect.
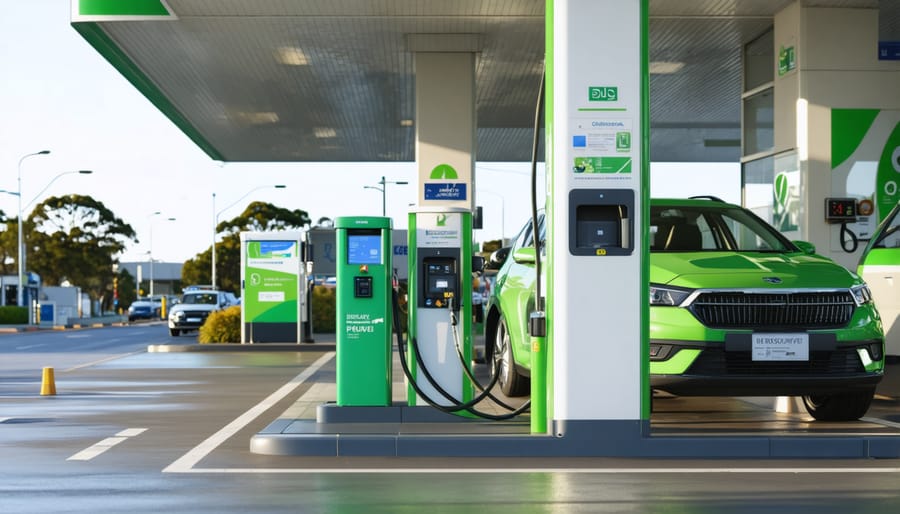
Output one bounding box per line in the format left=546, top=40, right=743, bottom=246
left=182, top=293, right=218, bottom=305
left=650, top=205, right=795, bottom=253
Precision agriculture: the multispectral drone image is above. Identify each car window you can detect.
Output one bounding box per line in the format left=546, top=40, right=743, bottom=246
left=183, top=293, right=217, bottom=305
left=651, top=205, right=793, bottom=253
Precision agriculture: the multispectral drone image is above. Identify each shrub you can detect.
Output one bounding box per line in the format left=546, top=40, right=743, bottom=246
left=311, top=286, right=336, bottom=333
left=0, top=306, right=28, bottom=324
left=198, top=305, right=241, bottom=344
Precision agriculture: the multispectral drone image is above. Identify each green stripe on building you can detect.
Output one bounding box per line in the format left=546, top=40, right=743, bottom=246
left=79, top=0, right=170, bottom=17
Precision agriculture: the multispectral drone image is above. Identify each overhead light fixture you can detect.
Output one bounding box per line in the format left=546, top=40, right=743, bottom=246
left=314, top=127, right=337, bottom=138
left=232, top=111, right=280, bottom=125
left=649, top=61, right=685, bottom=74
left=400, top=119, right=414, bottom=127
left=275, top=46, right=309, bottom=66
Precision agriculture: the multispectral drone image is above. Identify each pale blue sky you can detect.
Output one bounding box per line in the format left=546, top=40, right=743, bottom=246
left=1, top=1, right=738, bottom=264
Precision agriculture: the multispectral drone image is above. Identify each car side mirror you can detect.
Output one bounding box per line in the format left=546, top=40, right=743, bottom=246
left=512, top=247, right=536, bottom=264
left=793, top=240, right=816, bottom=255
left=488, top=247, right=511, bottom=269
left=471, top=255, right=485, bottom=273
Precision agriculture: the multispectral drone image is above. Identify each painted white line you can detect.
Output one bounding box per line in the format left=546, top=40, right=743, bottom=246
left=67, top=436, right=128, bottom=461
left=67, top=428, right=148, bottom=461
left=15, top=344, right=46, bottom=350
left=65, top=334, right=90, bottom=339
left=862, top=416, right=900, bottom=430
left=163, top=352, right=334, bottom=473
left=117, top=428, right=148, bottom=437
left=64, top=351, right=144, bottom=372
left=177, top=466, right=900, bottom=475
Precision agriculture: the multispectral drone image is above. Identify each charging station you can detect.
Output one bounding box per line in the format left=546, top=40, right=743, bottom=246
left=334, top=217, right=393, bottom=407
left=406, top=207, right=474, bottom=408
left=240, top=231, right=307, bottom=344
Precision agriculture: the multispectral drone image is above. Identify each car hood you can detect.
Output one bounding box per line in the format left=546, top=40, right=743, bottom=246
left=650, top=252, right=858, bottom=289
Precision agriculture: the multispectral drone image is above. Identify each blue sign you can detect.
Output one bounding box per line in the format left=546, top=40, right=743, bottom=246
left=573, top=135, right=587, bottom=147
left=879, top=41, right=900, bottom=60
left=424, top=183, right=467, bottom=201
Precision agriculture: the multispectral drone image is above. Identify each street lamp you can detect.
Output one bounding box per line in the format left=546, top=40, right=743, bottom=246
left=147, top=212, right=176, bottom=298
left=364, top=176, right=408, bottom=216
left=211, top=184, right=286, bottom=289
left=16, top=150, right=50, bottom=311
left=3, top=166, right=93, bottom=317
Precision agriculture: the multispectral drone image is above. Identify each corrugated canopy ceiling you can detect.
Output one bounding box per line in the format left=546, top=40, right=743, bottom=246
left=74, top=0, right=888, bottom=163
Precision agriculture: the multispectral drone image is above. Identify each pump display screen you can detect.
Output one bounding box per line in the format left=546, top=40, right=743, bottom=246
left=347, top=234, right=382, bottom=264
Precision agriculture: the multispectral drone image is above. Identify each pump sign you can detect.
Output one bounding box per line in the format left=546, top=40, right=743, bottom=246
left=244, top=240, right=299, bottom=323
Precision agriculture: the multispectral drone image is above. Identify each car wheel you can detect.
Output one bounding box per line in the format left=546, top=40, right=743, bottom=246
left=802, top=388, right=875, bottom=421
left=492, top=315, right=529, bottom=397
left=169, top=328, right=180, bottom=337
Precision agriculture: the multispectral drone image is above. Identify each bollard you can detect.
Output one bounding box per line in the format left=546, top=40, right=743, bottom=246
left=40, top=367, right=56, bottom=396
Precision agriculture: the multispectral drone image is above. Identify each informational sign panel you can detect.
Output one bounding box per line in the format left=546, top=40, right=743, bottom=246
left=241, top=232, right=304, bottom=343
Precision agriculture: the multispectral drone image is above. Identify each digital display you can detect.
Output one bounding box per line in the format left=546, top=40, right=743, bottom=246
left=347, top=234, right=381, bottom=264
left=825, top=198, right=857, bottom=222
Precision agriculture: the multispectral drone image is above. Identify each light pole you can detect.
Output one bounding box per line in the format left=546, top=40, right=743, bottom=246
left=5, top=166, right=92, bottom=318
left=15, top=150, right=50, bottom=311
left=364, top=176, right=408, bottom=216
left=147, top=212, right=176, bottom=298
left=212, top=185, right=286, bottom=289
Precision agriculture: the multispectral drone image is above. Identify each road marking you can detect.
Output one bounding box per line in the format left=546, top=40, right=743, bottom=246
left=15, top=344, right=46, bottom=350
left=67, top=428, right=147, bottom=461
left=65, top=334, right=90, bottom=339
left=862, top=416, right=900, bottom=430
left=64, top=350, right=144, bottom=372
left=163, top=352, right=334, bottom=473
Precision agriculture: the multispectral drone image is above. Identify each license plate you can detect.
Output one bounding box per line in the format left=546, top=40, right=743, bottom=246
left=752, top=333, right=809, bottom=361
left=186, top=317, right=202, bottom=323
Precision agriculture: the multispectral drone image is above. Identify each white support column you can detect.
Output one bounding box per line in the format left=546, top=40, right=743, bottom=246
left=548, top=0, right=647, bottom=428
left=414, top=52, right=476, bottom=210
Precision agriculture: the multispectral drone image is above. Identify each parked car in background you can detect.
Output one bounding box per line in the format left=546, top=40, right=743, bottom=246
left=485, top=197, right=885, bottom=421
left=127, top=297, right=161, bottom=322
left=167, top=285, right=238, bottom=336
left=858, top=201, right=900, bottom=358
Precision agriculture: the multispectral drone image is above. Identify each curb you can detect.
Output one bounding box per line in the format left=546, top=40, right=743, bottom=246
left=148, top=342, right=336, bottom=352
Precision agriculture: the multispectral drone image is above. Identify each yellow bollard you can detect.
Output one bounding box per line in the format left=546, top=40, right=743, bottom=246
left=40, top=367, right=57, bottom=396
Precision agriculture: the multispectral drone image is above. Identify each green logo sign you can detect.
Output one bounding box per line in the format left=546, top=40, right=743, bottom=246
left=429, top=164, right=458, bottom=179
left=778, top=45, right=796, bottom=76
left=589, top=87, right=618, bottom=102
left=436, top=213, right=448, bottom=227
left=616, top=131, right=631, bottom=152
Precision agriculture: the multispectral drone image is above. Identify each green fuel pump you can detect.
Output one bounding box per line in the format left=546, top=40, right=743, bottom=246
left=335, top=216, right=393, bottom=407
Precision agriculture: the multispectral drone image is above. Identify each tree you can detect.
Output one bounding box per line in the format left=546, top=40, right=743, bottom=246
left=182, top=201, right=311, bottom=294
left=26, top=194, right=137, bottom=307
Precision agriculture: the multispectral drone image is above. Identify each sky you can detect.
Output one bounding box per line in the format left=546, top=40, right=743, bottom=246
left=1, top=1, right=739, bottom=265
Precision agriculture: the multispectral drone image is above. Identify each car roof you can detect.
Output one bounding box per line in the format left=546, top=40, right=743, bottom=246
left=650, top=197, right=738, bottom=209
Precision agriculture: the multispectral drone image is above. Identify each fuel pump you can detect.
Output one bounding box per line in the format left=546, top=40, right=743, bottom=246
left=406, top=207, right=473, bottom=408
left=334, top=216, right=393, bottom=407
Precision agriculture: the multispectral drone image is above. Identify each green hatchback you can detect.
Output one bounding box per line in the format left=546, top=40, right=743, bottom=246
left=484, top=197, right=885, bottom=421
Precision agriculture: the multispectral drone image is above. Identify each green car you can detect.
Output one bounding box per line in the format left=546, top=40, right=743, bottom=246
left=484, top=197, right=885, bottom=421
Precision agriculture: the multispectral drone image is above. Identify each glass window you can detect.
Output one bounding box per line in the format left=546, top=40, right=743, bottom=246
left=873, top=209, right=900, bottom=249
left=744, top=28, right=774, bottom=91
left=743, top=89, right=774, bottom=155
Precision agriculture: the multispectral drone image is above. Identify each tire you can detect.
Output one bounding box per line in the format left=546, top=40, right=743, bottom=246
left=492, top=315, right=529, bottom=397
left=802, top=388, right=875, bottom=421
left=169, top=328, right=180, bottom=337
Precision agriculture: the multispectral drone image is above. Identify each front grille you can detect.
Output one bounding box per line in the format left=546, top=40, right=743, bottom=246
left=686, top=347, right=864, bottom=376
left=181, top=310, right=211, bottom=320
left=689, top=291, right=854, bottom=330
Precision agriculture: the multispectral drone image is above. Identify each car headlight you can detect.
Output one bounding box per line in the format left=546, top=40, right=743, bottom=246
left=850, top=284, right=873, bottom=306
left=649, top=284, right=692, bottom=306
